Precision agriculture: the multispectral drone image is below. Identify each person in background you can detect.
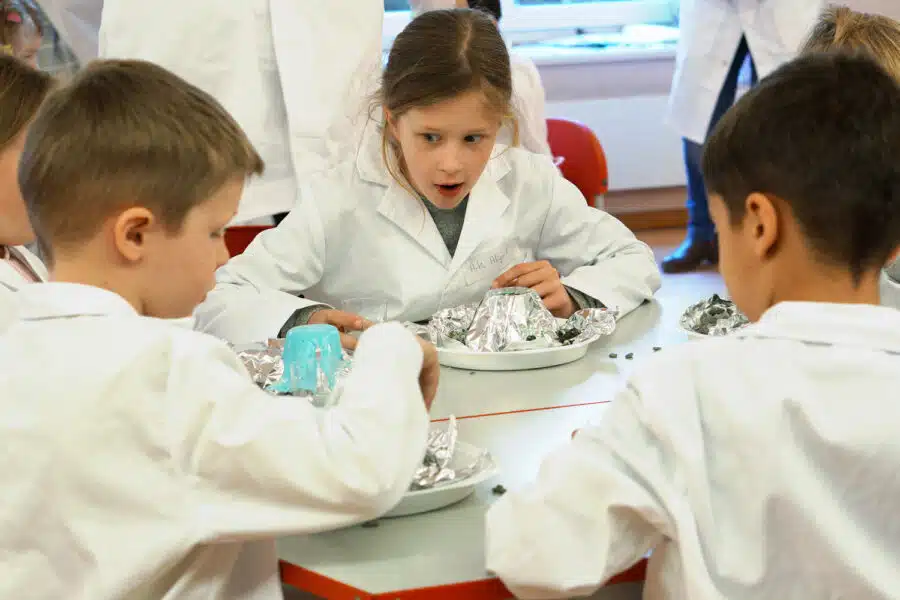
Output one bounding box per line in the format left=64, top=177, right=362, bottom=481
left=31, top=0, right=99, bottom=65
left=70, top=0, right=385, bottom=226
left=0, top=58, right=438, bottom=600
left=1, top=0, right=42, bottom=66
left=798, top=5, right=900, bottom=310
left=485, top=52, right=900, bottom=600
left=661, top=0, right=824, bottom=274
left=0, top=54, right=54, bottom=329
left=468, top=0, right=551, bottom=156
left=192, top=8, right=660, bottom=347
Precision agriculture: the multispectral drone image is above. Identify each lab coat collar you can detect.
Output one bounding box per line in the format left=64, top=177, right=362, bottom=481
left=356, top=117, right=513, bottom=269
left=738, top=301, right=900, bottom=354
left=16, top=282, right=137, bottom=322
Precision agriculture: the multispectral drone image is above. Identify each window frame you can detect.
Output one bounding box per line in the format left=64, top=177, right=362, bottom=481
left=383, top=0, right=676, bottom=47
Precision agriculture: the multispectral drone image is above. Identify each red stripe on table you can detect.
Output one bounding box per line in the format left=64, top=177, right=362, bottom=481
left=281, top=558, right=647, bottom=600
left=430, top=399, right=612, bottom=423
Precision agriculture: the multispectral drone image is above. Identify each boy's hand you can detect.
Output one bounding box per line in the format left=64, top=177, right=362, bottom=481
left=414, top=336, right=439, bottom=410
left=492, top=261, right=576, bottom=318
left=308, top=309, right=372, bottom=351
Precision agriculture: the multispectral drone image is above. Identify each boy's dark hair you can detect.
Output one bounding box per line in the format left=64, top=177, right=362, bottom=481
left=468, top=0, right=501, bottom=22
left=20, top=59, right=264, bottom=264
left=702, top=51, right=900, bottom=281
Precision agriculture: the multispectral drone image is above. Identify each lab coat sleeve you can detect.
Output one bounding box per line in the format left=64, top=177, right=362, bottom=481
left=36, top=0, right=102, bottom=64
left=193, top=198, right=327, bottom=345
left=485, top=381, right=674, bottom=599
left=173, top=322, right=430, bottom=538
left=537, top=166, right=661, bottom=316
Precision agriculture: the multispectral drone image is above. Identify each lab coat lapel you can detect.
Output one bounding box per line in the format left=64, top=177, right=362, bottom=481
left=447, top=152, right=512, bottom=275
left=357, top=120, right=451, bottom=266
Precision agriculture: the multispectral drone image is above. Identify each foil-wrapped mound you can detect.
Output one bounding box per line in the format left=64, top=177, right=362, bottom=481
left=411, top=415, right=494, bottom=491
left=680, top=294, right=749, bottom=336
left=427, top=287, right=616, bottom=352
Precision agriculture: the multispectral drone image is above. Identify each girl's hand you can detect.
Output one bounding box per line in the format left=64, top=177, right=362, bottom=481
left=492, top=261, right=576, bottom=318
left=308, top=309, right=372, bottom=351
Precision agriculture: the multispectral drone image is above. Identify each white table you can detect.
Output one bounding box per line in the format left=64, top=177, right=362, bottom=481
left=279, top=278, right=726, bottom=600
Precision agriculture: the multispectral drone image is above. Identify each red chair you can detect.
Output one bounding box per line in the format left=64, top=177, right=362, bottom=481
left=546, top=117, right=609, bottom=207
left=224, top=225, right=272, bottom=257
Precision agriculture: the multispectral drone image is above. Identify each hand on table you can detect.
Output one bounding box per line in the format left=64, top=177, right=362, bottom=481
left=492, top=261, right=576, bottom=318
left=414, top=336, right=440, bottom=410
left=308, top=309, right=372, bottom=351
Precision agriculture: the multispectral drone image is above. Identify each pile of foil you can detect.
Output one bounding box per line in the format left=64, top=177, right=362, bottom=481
left=680, top=294, right=749, bottom=336
left=425, top=287, right=616, bottom=352
left=235, top=340, right=352, bottom=407
left=410, top=415, right=494, bottom=491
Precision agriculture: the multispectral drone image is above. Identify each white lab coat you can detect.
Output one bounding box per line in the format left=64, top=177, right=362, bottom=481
left=34, top=0, right=102, bottom=64
left=194, top=121, right=660, bottom=346
left=501, top=51, right=552, bottom=156
left=667, top=0, right=825, bottom=143
left=0, top=245, right=47, bottom=330
left=487, top=301, right=900, bottom=600
left=96, top=0, right=383, bottom=223
left=0, top=283, right=429, bottom=600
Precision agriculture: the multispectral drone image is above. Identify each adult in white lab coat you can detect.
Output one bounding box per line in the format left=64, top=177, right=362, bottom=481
left=33, top=0, right=101, bottom=64
left=469, top=0, right=551, bottom=156
left=0, top=283, right=431, bottom=600
left=661, top=0, right=824, bottom=273
left=93, top=0, right=384, bottom=224
left=487, top=51, right=900, bottom=599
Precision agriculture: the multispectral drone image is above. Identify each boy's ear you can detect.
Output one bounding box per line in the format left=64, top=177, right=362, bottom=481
left=112, top=207, right=156, bottom=263
left=745, top=192, right=780, bottom=260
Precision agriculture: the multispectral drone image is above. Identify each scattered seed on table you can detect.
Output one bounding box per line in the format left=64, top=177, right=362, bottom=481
left=492, top=484, right=507, bottom=496
left=608, top=353, right=618, bottom=359
left=653, top=346, right=662, bottom=352
left=625, top=353, right=634, bottom=360
left=361, top=520, right=379, bottom=528
left=469, top=371, right=476, bottom=375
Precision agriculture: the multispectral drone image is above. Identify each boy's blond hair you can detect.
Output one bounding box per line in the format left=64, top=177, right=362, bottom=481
left=802, top=5, right=900, bottom=81
left=19, top=59, right=264, bottom=263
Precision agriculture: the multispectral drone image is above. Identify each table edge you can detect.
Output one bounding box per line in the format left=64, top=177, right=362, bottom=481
left=280, top=557, right=647, bottom=599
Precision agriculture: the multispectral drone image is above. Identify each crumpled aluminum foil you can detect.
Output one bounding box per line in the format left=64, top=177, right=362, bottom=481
left=235, top=339, right=352, bottom=406
left=235, top=339, right=285, bottom=388
left=680, top=294, right=749, bottom=336
left=410, top=415, right=494, bottom=491
left=425, top=287, right=617, bottom=352
left=466, top=287, right=558, bottom=352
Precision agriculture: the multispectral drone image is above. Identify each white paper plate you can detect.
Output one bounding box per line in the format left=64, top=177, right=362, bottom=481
left=438, top=340, right=592, bottom=371
left=383, top=442, right=498, bottom=518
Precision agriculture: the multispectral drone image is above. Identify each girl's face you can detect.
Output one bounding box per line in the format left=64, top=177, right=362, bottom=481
left=0, top=129, right=33, bottom=246
left=389, top=89, right=503, bottom=209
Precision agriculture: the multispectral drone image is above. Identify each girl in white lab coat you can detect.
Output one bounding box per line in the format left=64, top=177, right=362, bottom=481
left=0, top=54, right=53, bottom=322
left=662, top=0, right=824, bottom=274
left=487, top=52, right=900, bottom=600
left=194, top=8, right=660, bottom=347
left=798, top=5, right=900, bottom=310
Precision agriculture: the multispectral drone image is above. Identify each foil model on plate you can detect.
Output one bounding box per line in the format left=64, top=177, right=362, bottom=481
left=425, top=287, right=616, bottom=352
left=235, top=339, right=352, bottom=407
left=680, top=294, right=749, bottom=336
left=410, top=415, right=494, bottom=491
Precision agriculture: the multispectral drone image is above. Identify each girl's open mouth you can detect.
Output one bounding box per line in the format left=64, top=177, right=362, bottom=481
left=436, top=183, right=463, bottom=197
